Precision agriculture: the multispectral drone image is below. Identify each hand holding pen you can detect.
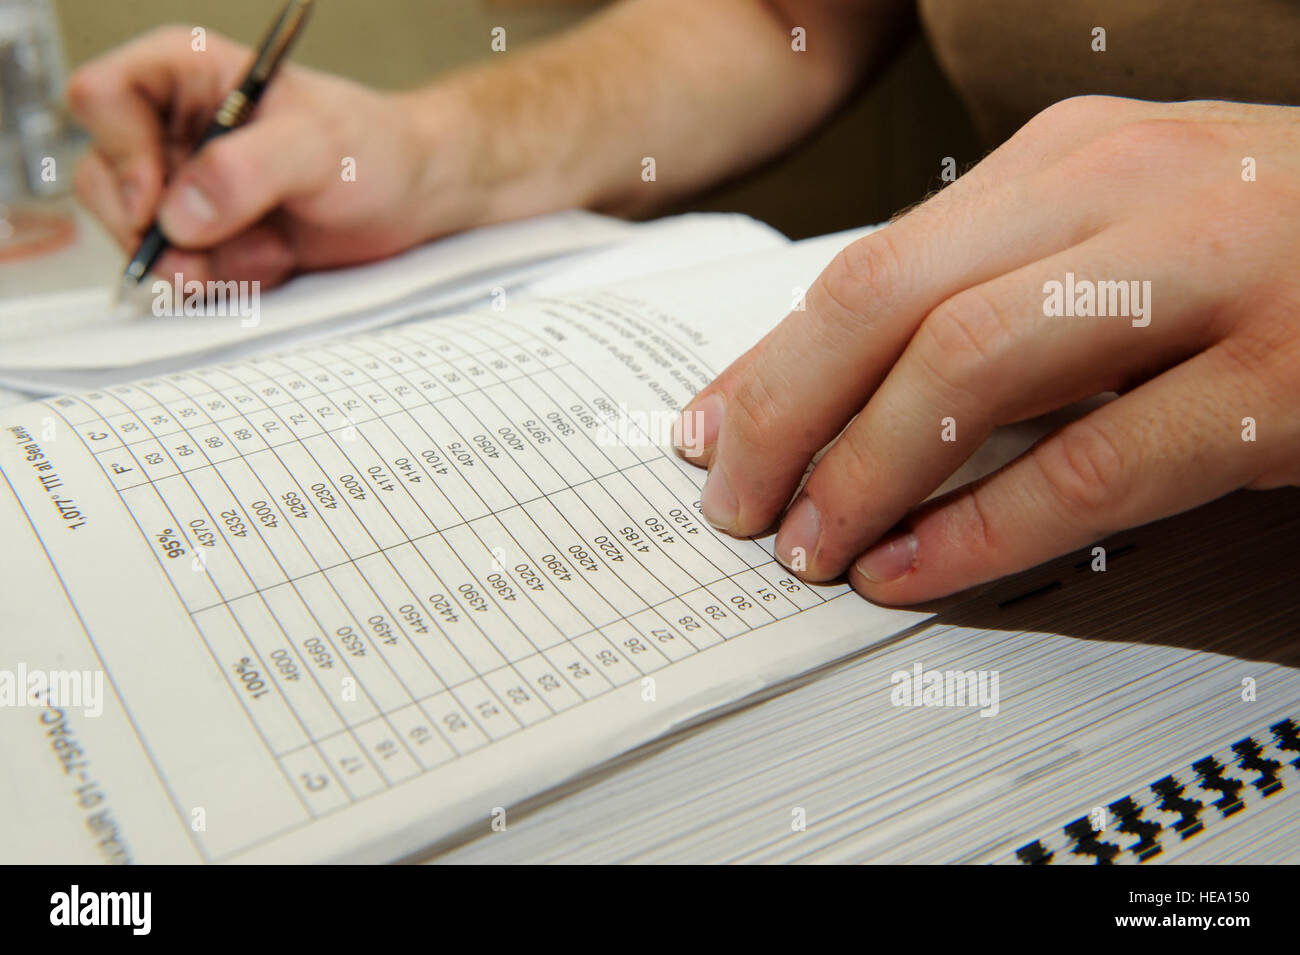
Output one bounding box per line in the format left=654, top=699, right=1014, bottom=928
left=67, top=1, right=453, bottom=299
left=117, top=0, right=315, bottom=297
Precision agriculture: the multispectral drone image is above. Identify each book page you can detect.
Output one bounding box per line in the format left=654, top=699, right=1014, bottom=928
left=1, top=235, right=936, bottom=863
left=0, top=211, right=634, bottom=374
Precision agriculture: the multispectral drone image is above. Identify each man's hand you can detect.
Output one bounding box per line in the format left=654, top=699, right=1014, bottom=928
left=69, top=26, right=460, bottom=290
left=675, top=96, right=1300, bottom=604
left=69, top=2, right=904, bottom=291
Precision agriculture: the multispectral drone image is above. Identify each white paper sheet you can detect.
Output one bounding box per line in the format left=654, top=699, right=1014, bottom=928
left=0, top=210, right=634, bottom=372
left=1, top=230, right=1052, bottom=864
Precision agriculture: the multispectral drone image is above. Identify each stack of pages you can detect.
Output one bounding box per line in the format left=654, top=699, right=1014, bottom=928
left=425, top=486, right=1300, bottom=864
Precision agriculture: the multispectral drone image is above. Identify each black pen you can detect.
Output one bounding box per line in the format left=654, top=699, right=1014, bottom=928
left=116, top=0, right=314, bottom=299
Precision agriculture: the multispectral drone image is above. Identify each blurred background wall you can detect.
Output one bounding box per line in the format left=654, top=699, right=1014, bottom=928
left=50, top=0, right=982, bottom=239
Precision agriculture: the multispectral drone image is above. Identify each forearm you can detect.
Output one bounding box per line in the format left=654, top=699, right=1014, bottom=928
left=400, top=0, right=915, bottom=231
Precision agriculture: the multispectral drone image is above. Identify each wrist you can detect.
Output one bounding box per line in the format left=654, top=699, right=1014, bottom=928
left=390, top=84, right=489, bottom=238
left=392, top=69, right=596, bottom=237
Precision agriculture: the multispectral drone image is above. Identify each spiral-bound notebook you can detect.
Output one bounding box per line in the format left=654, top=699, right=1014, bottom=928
left=1015, top=717, right=1300, bottom=864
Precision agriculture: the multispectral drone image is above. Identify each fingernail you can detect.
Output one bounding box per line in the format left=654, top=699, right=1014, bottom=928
left=673, top=393, right=723, bottom=460
left=158, top=183, right=216, bottom=238
left=775, top=496, right=819, bottom=572
left=701, top=464, right=738, bottom=532
left=854, top=530, right=917, bottom=583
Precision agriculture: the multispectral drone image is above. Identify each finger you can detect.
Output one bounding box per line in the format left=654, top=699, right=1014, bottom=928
left=65, top=32, right=192, bottom=228
left=67, top=27, right=252, bottom=227
left=73, top=149, right=142, bottom=249
left=67, top=81, right=164, bottom=229
left=149, top=248, right=213, bottom=293
left=146, top=219, right=296, bottom=291
left=683, top=97, right=1209, bottom=538
left=775, top=226, right=1225, bottom=580
left=672, top=96, right=1178, bottom=472
left=849, top=339, right=1293, bottom=604
left=155, top=113, right=334, bottom=249
left=682, top=99, right=1195, bottom=534
left=689, top=164, right=1118, bottom=537
left=76, top=149, right=292, bottom=289
left=672, top=326, right=777, bottom=462
left=207, top=221, right=297, bottom=288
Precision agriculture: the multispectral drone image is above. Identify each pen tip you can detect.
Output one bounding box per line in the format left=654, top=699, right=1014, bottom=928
left=112, top=272, right=147, bottom=313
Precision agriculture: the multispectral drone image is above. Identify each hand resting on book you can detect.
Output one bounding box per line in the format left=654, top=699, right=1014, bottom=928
left=674, top=97, right=1300, bottom=605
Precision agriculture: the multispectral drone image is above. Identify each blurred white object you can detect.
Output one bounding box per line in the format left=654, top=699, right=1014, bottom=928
left=0, top=0, right=78, bottom=264
left=0, top=0, right=72, bottom=200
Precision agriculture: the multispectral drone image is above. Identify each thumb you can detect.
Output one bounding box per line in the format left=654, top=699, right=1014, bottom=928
left=156, top=113, right=331, bottom=248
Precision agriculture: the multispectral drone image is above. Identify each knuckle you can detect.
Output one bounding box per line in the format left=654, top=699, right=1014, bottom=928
left=824, top=424, right=879, bottom=494
left=1033, top=421, right=1132, bottom=520
left=1028, top=94, right=1112, bottom=131
left=920, top=289, right=1017, bottom=384
left=729, top=370, right=795, bottom=455
left=1217, top=329, right=1284, bottom=378
left=814, top=230, right=904, bottom=332
left=1216, top=329, right=1300, bottom=407
left=908, top=292, right=1017, bottom=414
left=1117, top=117, right=1204, bottom=147
left=960, top=483, right=999, bottom=554
left=1080, top=118, right=1213, bottom=172
left=1096, top=120, right=1155, bottom=157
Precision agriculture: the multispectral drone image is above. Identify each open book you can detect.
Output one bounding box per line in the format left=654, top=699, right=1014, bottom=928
left=2, top=232, right=1010, bottom=864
